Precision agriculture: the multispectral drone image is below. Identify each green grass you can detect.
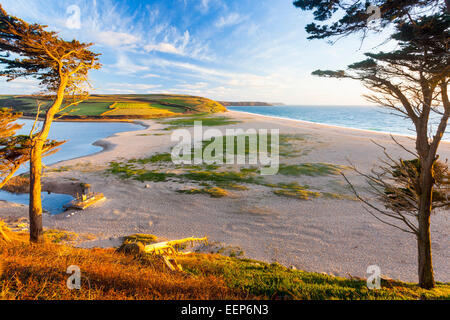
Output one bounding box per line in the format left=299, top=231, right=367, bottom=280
left=162, top=115, right=240, bottom=130
left=130, top=153, right=173, bottom=164
left=279, top=134, right=312, bottom=158
left=181, top=170, right=260, bottom=185
left=61, top=102, right=113, bottom=116
left=107, top=162, right=175, bottom=182
left=278, top=163, right=343, bottom=177
left=174, top=134, right=277, bottom=163
left=2, top=94, right=225, bottom=118
left=273, top=187, right=321, bottom=200
left=178, top=187, right=230, bottom=198
left=179, top=255, right=450, bottom=300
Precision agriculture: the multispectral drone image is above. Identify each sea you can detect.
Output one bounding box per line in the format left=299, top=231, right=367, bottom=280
left=228, top=105, right=450, bottom=142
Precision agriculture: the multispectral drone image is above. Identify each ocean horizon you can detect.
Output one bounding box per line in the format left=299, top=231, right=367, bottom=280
left=228, top=105, right=450, bottom=142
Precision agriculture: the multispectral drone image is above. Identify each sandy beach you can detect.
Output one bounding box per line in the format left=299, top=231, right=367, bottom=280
left=1, top=110, right=449, bottom=282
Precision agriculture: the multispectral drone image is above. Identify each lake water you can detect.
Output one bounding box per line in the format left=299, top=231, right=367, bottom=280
left=14, top=120, right=141, bottom=174
left=0, top=120, right=141, bottom=214
left=228, top=105, right=450, bottom=141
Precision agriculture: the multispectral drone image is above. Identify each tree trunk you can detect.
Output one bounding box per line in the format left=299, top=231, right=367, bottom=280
left=28, top=77, right=67, bottom=243
left=29, top=139, right=44, bottom=243
left=416, top=158, right=435, bottom=289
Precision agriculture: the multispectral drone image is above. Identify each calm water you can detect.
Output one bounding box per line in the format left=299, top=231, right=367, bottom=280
left=15, top=120, right=141, bottom=174
left=0, top=120, right=141, bottom=214
left=228, top=105, right=450, bottom=141
left=0, top=191, right=74, bottom=215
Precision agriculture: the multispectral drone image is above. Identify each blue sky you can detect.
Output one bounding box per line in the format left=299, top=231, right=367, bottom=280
left=0, top=0, right=386, bottom=105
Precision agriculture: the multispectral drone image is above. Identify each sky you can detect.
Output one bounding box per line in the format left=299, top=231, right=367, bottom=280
left=0, top=0, right=390, bottom=105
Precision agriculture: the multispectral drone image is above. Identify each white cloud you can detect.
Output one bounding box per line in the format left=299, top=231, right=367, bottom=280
left=111, top=54, right=149, bottom=75
left=0, top=78, right=41, bottom=94
left=144, top=30, right=190, bottom=56
left=106, top=82, right=161, bottom=91
left=215, top=13, right=244, bottom=28
left=176, top=82, right=209, bottom=90
left=144, top=43, right=182, bottom=55
left=200, top=0, right=211, bottom=12
left=142, top=74, right=161, bottom=78
left=93, top=31, right=140, bottom=47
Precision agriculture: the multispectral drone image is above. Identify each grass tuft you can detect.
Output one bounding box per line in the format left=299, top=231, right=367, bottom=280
left=278, top=163, right=343, bottom=177
left=178, top=187, right=230, bottom=198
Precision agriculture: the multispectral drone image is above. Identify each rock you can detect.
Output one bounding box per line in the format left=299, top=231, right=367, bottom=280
left=145, top=184, right=151, bottom=189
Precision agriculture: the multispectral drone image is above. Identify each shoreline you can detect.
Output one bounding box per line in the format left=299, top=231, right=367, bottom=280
left=227, top=110, right=450, bottom=143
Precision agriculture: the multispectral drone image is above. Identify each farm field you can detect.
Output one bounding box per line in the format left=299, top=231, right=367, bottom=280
left=0, top=94, right=226, bottom=119
left=102, top=102, right=179, bottom=117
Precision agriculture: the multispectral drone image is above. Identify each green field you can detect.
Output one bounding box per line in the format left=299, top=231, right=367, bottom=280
left=0, top=94, right=226, bottom=119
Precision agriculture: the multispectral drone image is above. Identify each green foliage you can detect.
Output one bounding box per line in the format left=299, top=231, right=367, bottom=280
left=60, top=102, right=112, bottom=116
left=107, top=161, right=175, bottom=182
left=270, top=183, right=320, bottom=200
left=178, top=187, right=230, bottom=198
left=385, top=159, right=450, bottom=211
left=181, top=170, right=259, bottom=185
left=162, top=115, right=240, bottom=130
left=278, top=163, right=343, bottom=177
left=130, top=153, right=173, bottom=164
left=180, top=255, right=450, bottom=300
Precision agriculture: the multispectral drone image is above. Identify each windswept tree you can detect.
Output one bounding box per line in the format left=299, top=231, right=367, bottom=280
left=0, top=6, right=101, bottom=243
left=294, top=1, right=449, bottom=288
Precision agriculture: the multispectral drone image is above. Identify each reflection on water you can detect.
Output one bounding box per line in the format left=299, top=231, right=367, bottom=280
left=0, top=190, right=74, bottom=215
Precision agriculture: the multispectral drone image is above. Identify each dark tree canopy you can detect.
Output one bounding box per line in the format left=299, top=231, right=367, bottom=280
left=293, top=0, right=448, bottom=39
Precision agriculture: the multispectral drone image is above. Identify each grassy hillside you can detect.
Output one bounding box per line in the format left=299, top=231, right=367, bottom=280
left=0, top=226, right=448, bottom=300
left=0, top=94, right=226, bottom=120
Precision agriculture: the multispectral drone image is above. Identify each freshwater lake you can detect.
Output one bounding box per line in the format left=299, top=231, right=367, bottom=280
left=0, top=120, right=141, bottom=214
